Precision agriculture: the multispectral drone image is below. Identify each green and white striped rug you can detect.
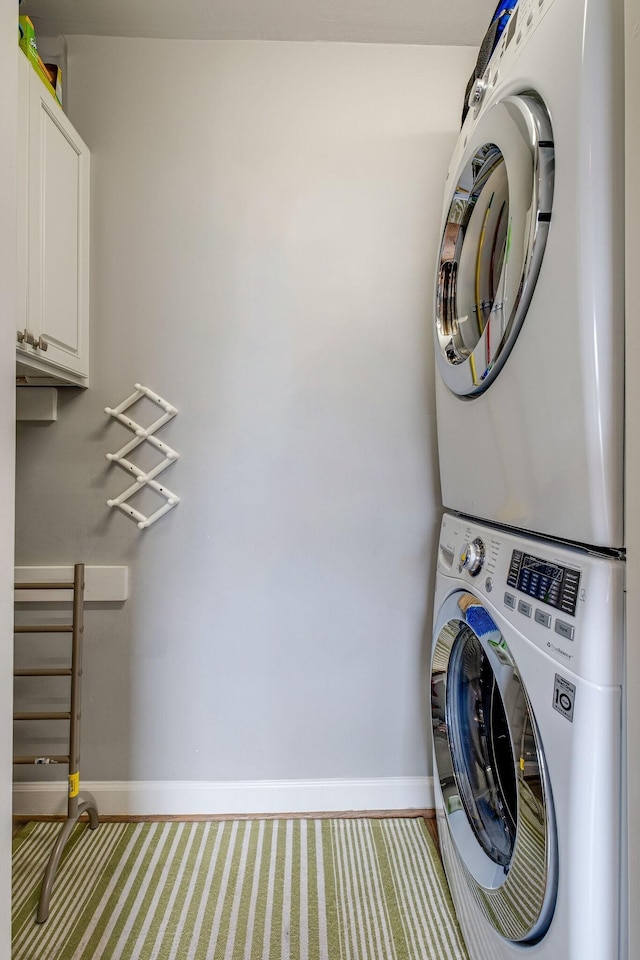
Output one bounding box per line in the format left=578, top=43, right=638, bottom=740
left=13, top=817, right=469, bottom=960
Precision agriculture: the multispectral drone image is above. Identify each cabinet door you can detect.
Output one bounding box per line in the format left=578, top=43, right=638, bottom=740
left=16, top=52, right=29, bottom=340
left=23, top=56, right=90, bottom=382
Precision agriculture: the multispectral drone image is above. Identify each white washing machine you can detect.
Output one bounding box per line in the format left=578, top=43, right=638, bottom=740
left=433, top=0, right=624, bottom=549
left=431, top=512, right=625, bottom=959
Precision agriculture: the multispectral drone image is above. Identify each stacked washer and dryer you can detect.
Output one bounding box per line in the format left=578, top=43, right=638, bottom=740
left=429, top=0, right=626, bottom=958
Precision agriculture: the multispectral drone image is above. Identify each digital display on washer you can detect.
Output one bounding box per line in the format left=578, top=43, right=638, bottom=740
left=507, top=550, right=580, bottom=616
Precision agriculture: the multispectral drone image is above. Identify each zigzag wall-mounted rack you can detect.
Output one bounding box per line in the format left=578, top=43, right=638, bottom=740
left=105, top=384, right=180, bottom=529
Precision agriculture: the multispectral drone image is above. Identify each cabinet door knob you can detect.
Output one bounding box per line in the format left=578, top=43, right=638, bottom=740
left=34, top=336, right=48, bottom=352
left=17, top=328, right=36, bottom=346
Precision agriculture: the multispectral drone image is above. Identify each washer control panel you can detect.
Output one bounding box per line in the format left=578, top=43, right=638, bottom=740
left=484, top=0, right=557, bottom=98
left=437, top=512, right=624, bottom=686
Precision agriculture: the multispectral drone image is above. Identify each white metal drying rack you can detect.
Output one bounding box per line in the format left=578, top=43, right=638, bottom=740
left=105, top=384, right=180, bottom=529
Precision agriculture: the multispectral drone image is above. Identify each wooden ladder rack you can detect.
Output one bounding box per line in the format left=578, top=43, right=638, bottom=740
left=13, top=563, right=99, bottom=923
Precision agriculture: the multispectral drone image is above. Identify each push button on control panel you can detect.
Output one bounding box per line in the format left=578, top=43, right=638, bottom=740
left=555, top=619, right=575, bottom=641
left=517, top=600, right=532, bottom=618
left=504, top=592, right=516, bottom=610
left=534, top=609, right=551, bottom=628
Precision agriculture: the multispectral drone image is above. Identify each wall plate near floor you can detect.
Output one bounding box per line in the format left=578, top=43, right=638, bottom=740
left=16, top=386, right=57, bottom=422
left=14, top=566, right=128, bottom=602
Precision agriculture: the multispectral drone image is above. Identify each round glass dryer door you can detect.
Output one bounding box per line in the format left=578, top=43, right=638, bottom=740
left=431, top=590, right=557, bottom=942
left=435, top=95, right=554, bottom=396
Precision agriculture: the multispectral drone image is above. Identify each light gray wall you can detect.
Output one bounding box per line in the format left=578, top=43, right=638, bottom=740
left=15, top=38, right=473, bottom=795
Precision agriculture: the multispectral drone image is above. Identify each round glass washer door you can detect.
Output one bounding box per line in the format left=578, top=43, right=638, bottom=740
left=435, top=94, right=554, bottom=397
left=431, top=590, right=557, bottom=943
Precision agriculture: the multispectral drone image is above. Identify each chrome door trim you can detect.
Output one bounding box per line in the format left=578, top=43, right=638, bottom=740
left=434, top=94, right=554, bottom=397
left=431, top=590, right=558, bottom=942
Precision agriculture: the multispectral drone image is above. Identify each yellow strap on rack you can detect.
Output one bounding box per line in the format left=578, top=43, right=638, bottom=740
left=68, top=772, right=79, bottom=798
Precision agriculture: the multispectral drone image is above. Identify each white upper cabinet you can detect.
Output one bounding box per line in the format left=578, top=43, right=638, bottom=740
left=17, top=50, right=90, bottom=386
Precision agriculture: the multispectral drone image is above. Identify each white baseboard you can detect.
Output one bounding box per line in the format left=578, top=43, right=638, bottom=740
left=13, top=776, right=434, bottom=818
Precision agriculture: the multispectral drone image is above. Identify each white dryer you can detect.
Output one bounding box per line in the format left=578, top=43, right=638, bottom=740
left=433, top=0, right=624, bottom=549
left=430, top=512, right=625, bottom=959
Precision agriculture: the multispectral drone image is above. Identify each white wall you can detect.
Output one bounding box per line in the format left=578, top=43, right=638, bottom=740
left=14, top=38, right=474, bottom=813
left=625, top=0, right=639, bottom=954
left=1, top=0, right=17, bottom=952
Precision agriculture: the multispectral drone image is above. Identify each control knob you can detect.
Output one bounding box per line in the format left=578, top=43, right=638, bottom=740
left=460, top=538, right=485, bottom=576
left=467, top=75, right=488, bottom=111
